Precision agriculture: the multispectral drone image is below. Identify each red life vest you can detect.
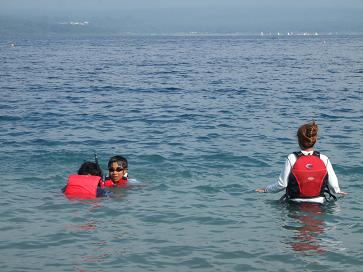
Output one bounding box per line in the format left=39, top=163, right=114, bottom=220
left=103, top=177, right=128, bottom=187
left=64, top=174, right=102, bottom=199
left=103, top=179, right=114, bottom=187
left=287, top=151, right=328, bottom=199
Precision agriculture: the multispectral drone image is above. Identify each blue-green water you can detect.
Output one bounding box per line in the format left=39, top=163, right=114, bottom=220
left=0, top=35, right=362, bottom=271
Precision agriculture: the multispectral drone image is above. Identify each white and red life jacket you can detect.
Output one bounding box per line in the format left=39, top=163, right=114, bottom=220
left=287, top=151, right=329, bottom=199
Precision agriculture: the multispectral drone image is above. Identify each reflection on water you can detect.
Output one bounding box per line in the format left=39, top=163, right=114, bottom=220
left=64, top=221, right=97, bottom=232
left=288, top=203, right=326, bottom=255
left=283, top=202, right=340, bottom=256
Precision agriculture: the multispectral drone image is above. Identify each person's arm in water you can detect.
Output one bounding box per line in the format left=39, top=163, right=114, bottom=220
left=96, top=187, right=113, bottom=197
left=324, top=156, right=347, bottom=196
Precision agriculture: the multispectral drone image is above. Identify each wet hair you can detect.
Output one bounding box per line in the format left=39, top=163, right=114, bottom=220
left=78, top=161, right=103, bottom=177
left=108, top=155, right=128, bottom=169
left=297, top=121, right=319, bottom=149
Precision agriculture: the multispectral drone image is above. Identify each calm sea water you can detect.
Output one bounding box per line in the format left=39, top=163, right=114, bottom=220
left=0, top=34, right=362, bottom=271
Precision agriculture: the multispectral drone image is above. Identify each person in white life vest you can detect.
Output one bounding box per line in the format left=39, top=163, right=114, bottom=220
left=256, top=121, right=347, bottom=203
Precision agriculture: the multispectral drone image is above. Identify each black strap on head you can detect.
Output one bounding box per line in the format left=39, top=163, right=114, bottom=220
left=94, top=152, right=104, bottom=182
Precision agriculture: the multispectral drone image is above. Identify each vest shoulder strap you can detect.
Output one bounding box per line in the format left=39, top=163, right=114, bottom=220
left=313, top=151, right=320, bottom=157
left=293, top=151, right=303, bottom=158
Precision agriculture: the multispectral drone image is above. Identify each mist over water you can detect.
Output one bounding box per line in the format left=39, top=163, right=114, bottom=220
left=1, top=1, right=363, bottom=35
left=0, top=34, right=362, bottom=271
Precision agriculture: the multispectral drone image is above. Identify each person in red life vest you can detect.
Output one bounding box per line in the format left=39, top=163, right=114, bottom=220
left=256, top=121, right=347, bottom=203
left=63, top=161, right=112, bottom=199
left=104, top=155, right=129, bottom=187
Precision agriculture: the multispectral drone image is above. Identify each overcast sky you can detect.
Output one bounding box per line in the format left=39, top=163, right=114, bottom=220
left=1, top=0, right=362, bottom=33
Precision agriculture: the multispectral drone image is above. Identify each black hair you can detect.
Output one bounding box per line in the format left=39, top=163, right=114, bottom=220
left=78, top=161, right=103, bottom=177
left=107, top=155, right=128, bottom=169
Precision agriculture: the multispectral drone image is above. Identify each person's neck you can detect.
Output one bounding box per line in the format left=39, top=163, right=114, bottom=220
left=302, top=147, right=314, bottom=152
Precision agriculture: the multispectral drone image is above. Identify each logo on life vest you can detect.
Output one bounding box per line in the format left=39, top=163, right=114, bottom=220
left=307, top=177, right=315, bottom=181
left=305, top=163, right=313, bottom=169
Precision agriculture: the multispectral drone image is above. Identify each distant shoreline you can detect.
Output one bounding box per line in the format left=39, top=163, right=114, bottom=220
left=2, top=32, right=363, bottom=38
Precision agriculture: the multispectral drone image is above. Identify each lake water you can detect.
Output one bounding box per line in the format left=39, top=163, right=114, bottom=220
left=0, top=34, right=362, bottom=271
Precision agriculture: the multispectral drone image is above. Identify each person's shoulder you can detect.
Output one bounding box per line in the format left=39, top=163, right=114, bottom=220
left=285, top=153, right=298, bottom=165
left=287, top=152, right=298, bottom=159
left=318, top=152, right=329, bottom=163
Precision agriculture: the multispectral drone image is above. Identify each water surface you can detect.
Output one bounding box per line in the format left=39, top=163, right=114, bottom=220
left=0, top=34, right=362, bottom=271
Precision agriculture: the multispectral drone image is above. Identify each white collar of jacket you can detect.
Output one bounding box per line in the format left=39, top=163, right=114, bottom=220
left=301, top=150, right=314, bottom=155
